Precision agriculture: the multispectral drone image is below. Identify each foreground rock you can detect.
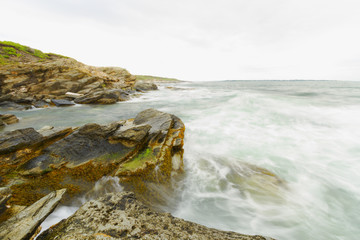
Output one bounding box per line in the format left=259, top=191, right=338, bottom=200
left=0, top=41, right=136, bottom=108
left=0, top=189, right=66, bottom=240
left=38, top=192, right=273, bottom=240
left=0, top=109, right=184, bottom=221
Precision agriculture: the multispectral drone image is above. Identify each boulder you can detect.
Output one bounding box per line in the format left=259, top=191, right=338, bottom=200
left=0, top=189, right=66, bottom=240
left=0, top=114, right=19, bottom=125
left=38, top=192, right=273, bottom=240
left=134, top=81, right=158, bottom=92
left=74, top=90, right=118, bottom=104
left=51, top=99, right=75, bottom=107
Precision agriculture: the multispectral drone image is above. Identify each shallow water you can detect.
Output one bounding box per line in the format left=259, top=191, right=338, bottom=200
left=2, top=80, right=360, bottom=239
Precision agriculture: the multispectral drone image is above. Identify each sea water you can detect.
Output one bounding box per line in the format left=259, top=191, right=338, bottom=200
left=2, top=80, right=360, bottom=240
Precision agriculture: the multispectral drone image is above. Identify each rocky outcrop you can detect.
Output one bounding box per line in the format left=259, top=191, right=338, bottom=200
left=0, top=114, right=19, bottom=127
left=0, top=41, right=136, bottom=108
left=134, top=81, right=158, bottom=92
left=0, top=109, right=185, bottom=221
left=38, top=192, right=273, bottom=240
left=0, top=189, right=66, bottom=240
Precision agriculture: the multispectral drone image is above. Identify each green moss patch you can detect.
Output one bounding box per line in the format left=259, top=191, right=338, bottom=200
left=119, top=148, right=156, bottom=172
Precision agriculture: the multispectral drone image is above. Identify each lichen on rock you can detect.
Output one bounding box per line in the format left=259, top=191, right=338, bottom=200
left=0, top=109, right=185, bottom=221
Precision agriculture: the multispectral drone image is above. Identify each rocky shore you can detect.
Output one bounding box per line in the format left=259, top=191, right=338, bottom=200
left=0, top=41, right=159, bottom=110
left=0, top=42, right=275, bottom=239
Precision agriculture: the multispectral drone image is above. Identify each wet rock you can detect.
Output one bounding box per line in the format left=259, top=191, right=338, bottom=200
left=134, top=81, right=158, bottom=91
left=0, top=114, right=19, bottom=125
left=0, top=189, right=66, bottom=240
left=51, top=99, right=75, bottom=107
left=33, top=100, right=50, bottom=108
left=38, top=192, right=273, bottom=240
left=74, top=90, right=118, bottom=104
left=0, top=101, right=31, bottom=110
left=0, top=128, right=43, bottom=155
left=0, top=109, right=184, bottom=209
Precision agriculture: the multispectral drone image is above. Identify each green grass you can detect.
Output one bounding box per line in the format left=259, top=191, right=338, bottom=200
left=0, top=41, right=49, bottom=59
left=2, top=47, right=21, bottom=57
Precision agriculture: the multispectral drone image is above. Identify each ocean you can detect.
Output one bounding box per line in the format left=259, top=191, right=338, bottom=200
left=3, top=80, right=360, bottom=240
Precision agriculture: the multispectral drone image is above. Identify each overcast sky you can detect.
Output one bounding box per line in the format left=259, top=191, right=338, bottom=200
left=1, top=0, right=360, bottom=81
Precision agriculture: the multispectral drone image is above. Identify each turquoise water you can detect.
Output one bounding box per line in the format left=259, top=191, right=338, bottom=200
left=2, top=80, right=360, bottom=240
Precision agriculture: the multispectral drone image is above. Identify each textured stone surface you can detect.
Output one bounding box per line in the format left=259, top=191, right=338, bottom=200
left=38, top=192, right=274, bottom=240
left=0, top=42, right=136, bottom=108
left=51, top=99, right=75, bottom=107
left=0, top=189, right=66, bottom=240
left=134, top=81, right=158, bottom=91
left=0, top=109, right=185, bottom=215
left=0, top=114, right=19, bottom=125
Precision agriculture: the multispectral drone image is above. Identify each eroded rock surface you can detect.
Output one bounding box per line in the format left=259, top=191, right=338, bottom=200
left=0, top=189, right=66, bottom=240
left=0, top=114, right=19, bottom=126
left=0, top=41, right=136, bottom=108
left=0, top=109, right=185, bottom=221
left=38, top=192, right=273, bottom=240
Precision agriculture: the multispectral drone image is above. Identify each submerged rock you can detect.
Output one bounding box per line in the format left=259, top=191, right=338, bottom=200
left=0, top=109, right=184, bottom=213
left=0, top=189, right=66, bottom=240
left=38, top=192, right=273, bottom=240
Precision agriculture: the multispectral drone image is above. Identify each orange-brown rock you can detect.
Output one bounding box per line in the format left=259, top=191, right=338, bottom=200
left=0, top=41, right=136, bottom=108
left=0, top=109, right=185, bottom=222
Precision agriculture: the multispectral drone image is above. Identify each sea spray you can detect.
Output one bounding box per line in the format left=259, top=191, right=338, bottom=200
left=5, top=80, right=360, bottom=240
left=39, top=176, right=123, bottom=234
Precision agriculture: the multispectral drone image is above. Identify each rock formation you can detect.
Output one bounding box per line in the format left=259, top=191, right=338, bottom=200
left=0, top=109, right=185, bottom=222
left=0, top=114, right=19, bottom=127
left=0, top=189, right=66, bottom=240
left=38, top=192, right=273, bottom=240
left=0, top=41, right=137, bottom=108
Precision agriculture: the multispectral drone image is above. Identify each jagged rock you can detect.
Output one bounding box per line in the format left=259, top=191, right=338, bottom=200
left=51, top=99, right=75, bottom=107
left=0, top=128, right=43, bottom=155
left=0, top=189, right=66, bottom=240
left=0, top=127, right=74, bottom=177
left=0, top=114, right=19, bottom=125
left=0, top=109, right=184, bottom=210
left=134, top=81, right=158, bottom=91
left=38, top=192, right=273, bottom=240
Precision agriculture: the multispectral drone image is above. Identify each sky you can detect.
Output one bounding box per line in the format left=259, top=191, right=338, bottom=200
left=1, top=0, right=360, bottom=81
